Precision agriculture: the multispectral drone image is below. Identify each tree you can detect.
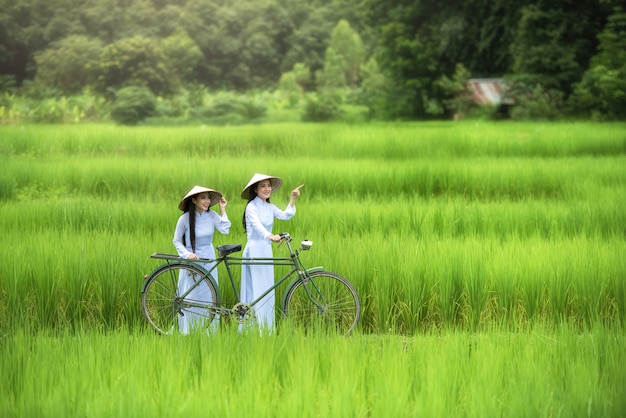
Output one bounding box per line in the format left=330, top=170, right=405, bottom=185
left=280, top=5, right=337, bottom=80
left=0, top=0, right=620, bottom=121
left=153, top=5, right=187, bottom=38
left=34, top=35, right=103, bottom=94
left=509, top=3, right=605, bottom=97
left=0, top=0, right=60, bottom=83
left=325, top=19, right=365, bottom=88
left=277, top=62, right=311, bottom=106
left=357, top=57, right=394, bottom=120
left=376, top=20, right=440, bottom=118
left=81, top=0, right=130, bottom=42
left=278, top=71, right=302, bottom=107
left=445, top=0, right=522, bottom=77
left=434, top=63, right=474, bottom=118
left=184, top=0, right=295, bottom=90
left=90, top=35, right=178, bottom=97
left=316, top=47, right=347, bottom=94
left=161, top=30, right=204, bottom=82
left=110, top=85, right=156, bottom=125
left=571, top=7, right=626, bottom=120
left=359, top=0, right=450, bottom=118
left=293, top=62, right=313, bottom=91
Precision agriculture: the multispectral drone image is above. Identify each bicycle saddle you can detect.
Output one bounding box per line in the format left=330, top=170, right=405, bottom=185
left=217, top=244, right=242, bottom=257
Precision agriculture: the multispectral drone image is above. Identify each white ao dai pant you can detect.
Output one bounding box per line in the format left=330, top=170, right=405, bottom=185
left=240, top=196, right=295, bottom=330
left=173, top=210, right=231, bottom=334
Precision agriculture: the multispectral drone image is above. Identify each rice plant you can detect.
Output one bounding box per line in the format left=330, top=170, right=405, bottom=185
left=1, top=121, right=624, bottom=417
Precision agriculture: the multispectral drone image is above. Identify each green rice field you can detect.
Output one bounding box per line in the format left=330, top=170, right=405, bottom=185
left=1, top=122, right=625, bottom=417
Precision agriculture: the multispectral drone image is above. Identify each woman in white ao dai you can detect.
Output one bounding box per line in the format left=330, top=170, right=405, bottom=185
left=240, top=173, right=303, bottom=331
left=173, top=186, right=230, bottom=334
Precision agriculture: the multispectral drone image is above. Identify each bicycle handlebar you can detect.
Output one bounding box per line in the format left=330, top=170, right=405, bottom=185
left=278, top=232, right=312, bottom=251
left=151, top=232, right=307, bottom=261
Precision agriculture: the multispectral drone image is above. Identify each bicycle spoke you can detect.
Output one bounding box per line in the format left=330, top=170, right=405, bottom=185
left=283, top=271, right=361, bottom=335
left=141, top=264, right=219, bottom=335
left=143, top=240, right=362, bottom=336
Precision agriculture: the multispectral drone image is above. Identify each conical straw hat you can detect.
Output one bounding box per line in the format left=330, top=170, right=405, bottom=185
left=240, top=173, right=283, bottom=199
left=178, top=185, right=222, bottom=211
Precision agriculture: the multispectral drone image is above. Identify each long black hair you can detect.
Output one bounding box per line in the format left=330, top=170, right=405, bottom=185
left=184, top=199, right=197, bottom=252
left=241, top=183, right=270, bottom=233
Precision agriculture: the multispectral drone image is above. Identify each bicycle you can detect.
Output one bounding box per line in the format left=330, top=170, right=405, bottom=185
left=141, top=232, right=361, bottom=335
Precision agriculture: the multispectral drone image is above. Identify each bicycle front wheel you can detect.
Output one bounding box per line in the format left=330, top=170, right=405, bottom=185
left=282, top=271, right=361, bottom=335
left=141, top=263, right=219, bottom=335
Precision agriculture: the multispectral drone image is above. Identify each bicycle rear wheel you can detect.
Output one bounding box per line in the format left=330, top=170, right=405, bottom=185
left=282, top=271, right=361, bottom=335
left=141, top=263, right=219, bottom=335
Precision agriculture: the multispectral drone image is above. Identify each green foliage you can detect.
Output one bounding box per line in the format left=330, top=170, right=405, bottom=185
left=571, top=65, right=626, bottom=121
left=0, top=0, right=621, bottom=121
left=434, top=63, right=475, bottom=118
left=292, top=63, right=313, bottom=92
left=279, top=6, right=337, bottom=78
left=376, top=21, right=440, bottom=118
left=0, top=90, right=109, bottom=124
left=301, top=93, right=343, bottom=122
left=278, top=72, right=302, bottom=107
left=570, top=7, right=626, bottom=120
left=34, top=35, right=103, bottom=94
left=316, top=47, right=347, bottom=93
left=110, top=86, right=156, bottom=125
left=464, top=104, right=502, bottom=121
left=0, top=75, right=17, bottom=93
left=183, top=0, right=295, bottom=90
left=160, top=30, right=204, bottom=82
left=438, top=1, right=519, bottom=77
left=590, top=7, right=626, bottom=70
left=356, top=57, right=394, bottom=120
left=325, top=19, right=365, bottom=88
left=91, top=36, right=178, bottom=97
left=509, top=5, right=597, bottom=96
left=193, top=91, right=267, bottom=125
left=315, top=19, right=367, bottom=99
left=508, top=83, right=565, bottom=120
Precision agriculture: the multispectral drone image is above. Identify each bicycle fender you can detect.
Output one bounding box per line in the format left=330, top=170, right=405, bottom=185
left=280, top=266, right=325, bottom=308
left=305, top=266, right=325, bottom=274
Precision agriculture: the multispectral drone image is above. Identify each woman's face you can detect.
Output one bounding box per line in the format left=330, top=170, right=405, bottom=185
left=255, top=180, right=272, bottom=200
left=192, top=192, right=211, bottom=213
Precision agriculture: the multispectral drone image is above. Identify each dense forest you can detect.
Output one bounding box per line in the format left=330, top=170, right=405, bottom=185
left=1, top=0, right=625, bottom=123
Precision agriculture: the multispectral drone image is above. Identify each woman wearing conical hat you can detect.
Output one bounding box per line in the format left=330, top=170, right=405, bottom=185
left=240, top=173, right=303, bottom=331
left=173, top=185, right=231, bottom=334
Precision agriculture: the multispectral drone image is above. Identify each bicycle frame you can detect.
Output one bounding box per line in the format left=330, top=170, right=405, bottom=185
left=142, top=232, right=361, bottom=335
left=143, top=235, right=325, bottom=316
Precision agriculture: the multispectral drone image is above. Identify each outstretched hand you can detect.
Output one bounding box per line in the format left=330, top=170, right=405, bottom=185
left=291, top=184, right=304, bottom=198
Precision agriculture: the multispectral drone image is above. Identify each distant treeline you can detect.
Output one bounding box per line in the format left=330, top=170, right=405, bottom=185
left=1, top=0, right=625, bottom=122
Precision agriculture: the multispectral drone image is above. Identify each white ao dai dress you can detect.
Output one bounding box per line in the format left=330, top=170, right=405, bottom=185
left=240, top=196, right=295, bottom=330
left=173, top=210, right=231, bottom=334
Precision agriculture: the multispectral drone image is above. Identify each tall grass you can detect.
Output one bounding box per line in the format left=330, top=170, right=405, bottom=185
left=1, top=198, right=623, bottom=333
left=1, top=121, right=624, bottom=158
left=0, top=121, right=624, bottom=333
left=1, top=325, right=624, bottom=418
left=1, top=121, right=625, bottom=417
